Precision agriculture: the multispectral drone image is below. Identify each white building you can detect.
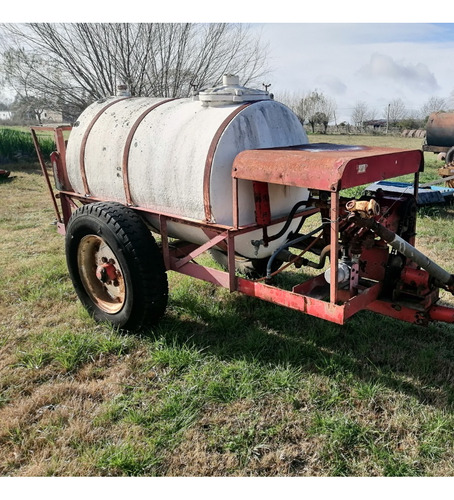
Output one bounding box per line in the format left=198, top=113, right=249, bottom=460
left=40, top=109, right=63, bottom=123
left=0, top=111, right=12, bottom=121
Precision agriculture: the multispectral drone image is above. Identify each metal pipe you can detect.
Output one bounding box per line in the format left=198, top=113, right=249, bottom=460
left=429, top=305, right=454, bottom=323
left=352, top=216, right=454, bottom=291
left=276, top=244, right=331, bottom=270
left=330, top=192, right=340, bottom=304
left=306, top=245, right=331, bottom=269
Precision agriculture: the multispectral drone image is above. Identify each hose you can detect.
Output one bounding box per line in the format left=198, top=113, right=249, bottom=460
left=265, top=201, right=314, bottom=243
left=265, top=222, right=329, bottom=279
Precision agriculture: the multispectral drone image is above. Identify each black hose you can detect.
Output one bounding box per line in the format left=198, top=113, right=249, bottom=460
left=266, top=222, right=328, bottom=279
left=266, top=201, right=314, bottom=243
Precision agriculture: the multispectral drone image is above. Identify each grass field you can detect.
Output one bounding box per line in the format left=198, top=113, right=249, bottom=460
left=0, top=126, right=55, bottom=163
left=1, top=133, right=454, bottom=477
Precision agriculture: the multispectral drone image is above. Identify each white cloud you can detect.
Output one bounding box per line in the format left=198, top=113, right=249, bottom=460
left=256, top=23, right=454, bottom=123
left=357, top=53, right=439, bottom=92
left=315, top=75, right=347, bottom=96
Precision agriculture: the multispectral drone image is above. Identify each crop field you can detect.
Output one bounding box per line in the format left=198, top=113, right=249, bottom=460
left=1, top=132, right=454, bottom=478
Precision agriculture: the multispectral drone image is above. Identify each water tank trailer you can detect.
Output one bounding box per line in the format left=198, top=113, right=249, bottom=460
left=32, top=75, right=454, bottom=330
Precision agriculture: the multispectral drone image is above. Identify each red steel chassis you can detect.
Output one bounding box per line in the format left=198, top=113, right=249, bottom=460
left=31, top=126, right=454, bottom=327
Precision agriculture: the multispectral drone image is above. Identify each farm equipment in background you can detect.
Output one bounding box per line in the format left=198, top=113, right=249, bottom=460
left=30, top=76, right=454, bottom=331
left=366, top=111, right=454, bottom=206
left=424, top=111, right=454, bottom=188
left=366, top=179, right=454, bottom=206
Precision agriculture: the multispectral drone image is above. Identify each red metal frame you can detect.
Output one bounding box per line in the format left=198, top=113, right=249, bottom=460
left=232, top=144, right=423, bottom=191
left=31, top=126, right=454, bottom=326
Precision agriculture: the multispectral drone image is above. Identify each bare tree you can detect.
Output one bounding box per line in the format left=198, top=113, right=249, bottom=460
left=351, top=101, right=371, bottom=129
left=448, top=90, right=454, bottom=111
left=295, top=96, right=308, bottom=126
left=275, top=89, right=303, bottom=115
left=384, top=98, right=406, bottom=126
left=2, top=48, right=57, bottom=123
left=299, top=90, right=336, bottom=132
left=0, top=23, right=269, bottom=121
left=11, top=95, right=48, bottom=124
left=420, top=96, right=447, bottom=120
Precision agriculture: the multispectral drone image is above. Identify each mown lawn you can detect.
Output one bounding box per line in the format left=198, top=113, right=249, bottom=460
left=1, top=134, right=454, bottom=477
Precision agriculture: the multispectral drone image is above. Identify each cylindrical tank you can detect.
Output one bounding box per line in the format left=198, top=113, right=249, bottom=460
left=426, top=112, right=454, bottom=148
left=65, top=76, right=310, bottom=259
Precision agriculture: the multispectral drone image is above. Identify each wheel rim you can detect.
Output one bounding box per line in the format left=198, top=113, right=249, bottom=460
left=77, top=235, right=126, bottom=314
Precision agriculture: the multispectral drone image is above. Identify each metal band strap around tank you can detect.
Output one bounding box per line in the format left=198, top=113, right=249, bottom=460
left=79, top=97, right=131, bottom=196
left=122, top=98, right=178, bottom=206
left=203, top=103, right=253, bottom=223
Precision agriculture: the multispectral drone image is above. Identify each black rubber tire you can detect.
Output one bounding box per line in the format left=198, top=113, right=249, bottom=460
left=210, top=249, right=281, bottom=278
left=65, top=202, right=168, bottom=331
left=446, top=146, right=454, bottom=165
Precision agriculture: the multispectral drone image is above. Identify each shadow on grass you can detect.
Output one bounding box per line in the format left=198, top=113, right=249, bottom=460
left=0, top=175, right=15, bottom=184
left=144, top=285, right=454, bottom=412
left=0, top=162, right=43, bottom=175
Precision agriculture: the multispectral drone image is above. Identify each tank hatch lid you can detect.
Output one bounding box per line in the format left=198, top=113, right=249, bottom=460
left=198, top=74, right=271, bottom=106
left=232, top=143, right=424, bottom=192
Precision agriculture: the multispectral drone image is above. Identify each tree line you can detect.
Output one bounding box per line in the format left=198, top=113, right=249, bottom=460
left=0, top=23, right=452, bottom=130
left=278, top=91, right=453, bottom=133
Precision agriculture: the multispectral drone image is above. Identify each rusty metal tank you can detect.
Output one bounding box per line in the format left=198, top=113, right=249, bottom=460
left=426, top=112, right=454, bottom=148
left=65, top=75, right=310, bottom=259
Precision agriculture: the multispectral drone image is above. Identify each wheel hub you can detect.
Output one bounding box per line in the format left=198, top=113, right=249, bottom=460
left=96, top=258, right=120, bottom=285
left=77, top=235, right=126, bottom=314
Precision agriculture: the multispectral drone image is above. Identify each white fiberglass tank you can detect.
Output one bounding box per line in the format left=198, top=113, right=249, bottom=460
left=65, top=75, right=310, bottom=259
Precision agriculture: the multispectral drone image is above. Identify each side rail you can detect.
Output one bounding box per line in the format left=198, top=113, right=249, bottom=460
left=30, top=126, right=72, bottom=234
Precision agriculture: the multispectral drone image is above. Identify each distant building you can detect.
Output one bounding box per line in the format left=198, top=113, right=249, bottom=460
left=0, top=111, right=12, bottom=121
left=38, top=109, right=63, bottom=123
left=364, top=119, right=387, bottom=130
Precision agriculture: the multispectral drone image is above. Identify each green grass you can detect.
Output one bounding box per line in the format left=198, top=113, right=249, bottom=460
left=16, top=328, right=135, bottom=373
left=1, top=134, right=454, bottom=476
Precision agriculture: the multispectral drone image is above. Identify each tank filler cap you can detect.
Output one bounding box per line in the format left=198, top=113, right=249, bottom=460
left=198, top=74, right=271, bottom=107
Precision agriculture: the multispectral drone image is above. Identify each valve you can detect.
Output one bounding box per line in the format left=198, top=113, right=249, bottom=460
left=346, top=198, right=380, bottom=218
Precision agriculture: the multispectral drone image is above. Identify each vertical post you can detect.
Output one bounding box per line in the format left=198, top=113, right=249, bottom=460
left=232, top=178, right=239, bottom=228
left=159, top=215, right=170, bottom=271
left=386, top=103, right=390, bottom=134
left=31, top=128, right=62, bottom=224
left=252, top=181, right=271, bottom=227
left=230, top=177, right=239, bottom=291
left=54, top=127, right=70, bottom=171
left=413, top=171, right=420, bottom=204
left=58, top=192, right=73, bottom=234
left=329, top=191, right=339, bottom=304
left=227, top=232, right=237, bottom=292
